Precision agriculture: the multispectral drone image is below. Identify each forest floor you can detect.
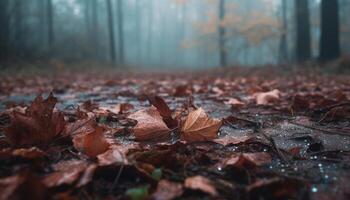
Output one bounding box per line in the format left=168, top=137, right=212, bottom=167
left=0, top=66, right=349, bottom=200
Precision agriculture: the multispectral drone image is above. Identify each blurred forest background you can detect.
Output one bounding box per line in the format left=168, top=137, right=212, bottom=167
left=0, top=0, right=349, bottom=69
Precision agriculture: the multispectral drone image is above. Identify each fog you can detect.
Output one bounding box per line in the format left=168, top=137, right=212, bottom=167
left=0, top=0, right=349, bottom=69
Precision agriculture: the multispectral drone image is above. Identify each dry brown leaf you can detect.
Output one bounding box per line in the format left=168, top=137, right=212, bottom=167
left=181, top=108, right=222, bottom=142
left=128, top=106, right=171, bottom=141
left=220, top=152, right=272, bottom=168
left=152, top=180, right=183, bottom=200
left=3, top=93, right=65, bottom=147
left=72, top=125, right=110, bottom=157
left=224, top=98, right=245, bottom=106
left=213, top=135, right=252, bottom=146
left=147, top=95, right=178, bottom=129
left=184, top=176, right=218, bottom=196
left=42, top=160, right=96, bottom=188
left=97, top=145, right=134, bottom=166
left=0, top=173, right=49, bottom=200
left=253, top=89, right=281, bottom=105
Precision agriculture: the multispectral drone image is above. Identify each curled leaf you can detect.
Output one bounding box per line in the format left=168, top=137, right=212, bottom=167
left=184, top=176, right=218, bottom=196
left=181, top=108, right=222, bottom=142
left=253, top=89, right=281, bottom=105
left=152, top=180, right=183, bottom=200
left=72, top=125, right=110, bottom=157
left=128, top=107, right=171, bottom=141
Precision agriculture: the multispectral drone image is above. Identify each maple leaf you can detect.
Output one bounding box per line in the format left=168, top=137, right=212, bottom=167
left=72, top=125, right=110, bottom=157
left=128, top=106, right=171, bottom=141
left=181, top=108, right=222, bottom=142
left=3, top=93, right=65, bottom=147
left=253, top=89, right=281, bottom=105
left=184, top=176, right=218, bottom=196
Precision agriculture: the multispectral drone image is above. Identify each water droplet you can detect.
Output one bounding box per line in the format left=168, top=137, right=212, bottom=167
left=318, top=163, right=323, bottom=167
left=311, top=187, right=318, bottom=193
left=217, top=167, right=222, bottom=171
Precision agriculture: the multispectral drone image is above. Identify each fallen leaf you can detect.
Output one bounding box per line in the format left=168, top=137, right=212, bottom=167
left=253, top=89, right=281, bottom=105
left=220, top=152, right=272, bottom=168
left=224, top=98, right=245, bottom=106
left=128, top=106, right=171, bottom=141
left=0, top=173, right=49, bottom=200
left=97, top=145, right=132, bottom=166
left=11, top=147, right=46, bottom=159
left=246, top=177, right=306, bottom=199
left=151, top=180, right=183, bottom=200
left=213, top=135, right=252, bottom=146
left=147, top=95, right=178, bottom=129
left=72, top=125, right=110, bottom=157
left=184, top=176, right=218, bottom=196
left=114, top=103, right=134, bottom=114
left=3, top=93, right=65, bottom=147
left=42, top=160, right=95, bottom=188
left=181, top=108, right=222, bottom=142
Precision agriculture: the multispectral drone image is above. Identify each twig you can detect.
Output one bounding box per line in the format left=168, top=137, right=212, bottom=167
left=289, top=121, right=350, bottom=137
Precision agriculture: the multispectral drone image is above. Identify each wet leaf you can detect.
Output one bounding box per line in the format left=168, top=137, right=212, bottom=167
left=3, top=93, right=65, bottom=147
left=184, top=176, right=218, bottom=196
left=151, top=180, right=183, bottom=200
left=253, top=89, right=281, bottom=105
left=72, top=125, right=110, bottom=157
left=181, top=108, right=222, bottom=142
left=128, top=106, right=171, bottom=141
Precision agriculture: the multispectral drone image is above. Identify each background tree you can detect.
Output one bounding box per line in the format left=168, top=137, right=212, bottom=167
left=319, top=0, right=340, bottom=61
left=295, top=0, right=311, bottom=62
left=279, top=0, right=288, bottom=63
left=219, top=0, right=227, bottom=67
left=117, top=0, right=124, bottom=65
left=47, top=0, right=54, bottom=53
left=106, top=0, right=116, bottom=64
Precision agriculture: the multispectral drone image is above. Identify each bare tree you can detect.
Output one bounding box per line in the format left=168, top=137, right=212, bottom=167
left=319, top=0, right=340, bottom=61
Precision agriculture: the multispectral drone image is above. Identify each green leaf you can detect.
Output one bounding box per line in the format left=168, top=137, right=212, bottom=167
left=151, top=168, right=162, bottom=181
left=125, top=185, right=149, bottom=200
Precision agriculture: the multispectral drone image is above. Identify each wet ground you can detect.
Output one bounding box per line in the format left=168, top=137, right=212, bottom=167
left=0, top=68, right=350, bottom=199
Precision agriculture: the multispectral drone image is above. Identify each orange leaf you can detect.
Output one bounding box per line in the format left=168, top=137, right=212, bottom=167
left=72, top=125, right=110, bottom=157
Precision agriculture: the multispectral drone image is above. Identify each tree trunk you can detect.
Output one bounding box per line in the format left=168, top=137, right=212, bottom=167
left=219, top=0, right=227, bottom=67
left=279, top=0, right=288, bottom=63
left=106, top=0, right=116, bottom=64
left=319, top=0, right=340, bottom=62
left=47, top=0, right=54, bottom=51
left=117, top=0, right=124, bottom=65
left=0, top=0, right=10, bottom=62
left=295, top=0, right=311, bottom=62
